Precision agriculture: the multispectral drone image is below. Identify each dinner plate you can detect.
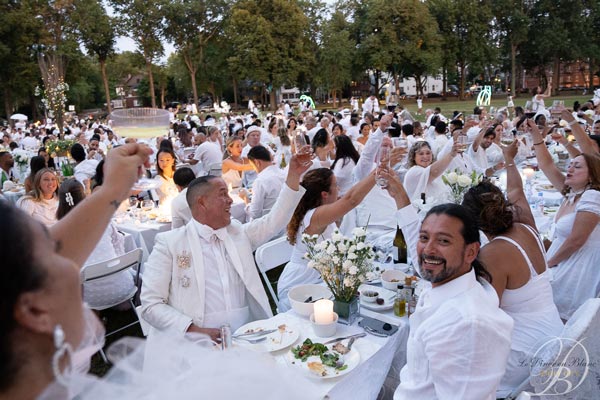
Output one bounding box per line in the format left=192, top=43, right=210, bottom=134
left=358, top=284, right=395, bottom=311
left=286, top=341, right=360, bottom=379
left=233, top=320, right=299, bottom=352
left=535, top=183, right=555, bottom=192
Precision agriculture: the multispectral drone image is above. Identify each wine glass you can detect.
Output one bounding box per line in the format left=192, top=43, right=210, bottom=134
left=141, top=199, right=155, bottom=212
left=500, top=130, right=515, bottom=147
left=110, top=108, right=171, bottom=191
left=376, top=146, right=390, bottom=187
left=293, top=130, right=312, bottom=166
left=456, top=135, right=469, bottom=153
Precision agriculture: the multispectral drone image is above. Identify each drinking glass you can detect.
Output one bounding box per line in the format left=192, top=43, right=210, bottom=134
left=293, top=130, right=312, bottom=166
left=456, top=135, right=468, bottom=153
left=376, top=146, right=390, bottom=187
left=141, top=199, right=154, bottom=212
left=500, top=130, right=515, bottom=147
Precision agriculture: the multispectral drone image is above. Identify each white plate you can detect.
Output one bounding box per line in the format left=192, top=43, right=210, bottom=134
left=535, top=183, right=556, bottom=192
left=358, top=284, right=395, bottom=311
left=286, top=341, right=361, bottom=379
left=233, top=320, right=299, bottom=352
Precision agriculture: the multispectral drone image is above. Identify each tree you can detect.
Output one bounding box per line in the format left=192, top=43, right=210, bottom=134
left=227, top=0, right=310, bottom=109
left=73, top=0, right=116, bottom=113
left=163, top=0, right=229, bottom=107
left=317, top=11, right=354, bottom=107
left=110, top=0, right=165, bottom=108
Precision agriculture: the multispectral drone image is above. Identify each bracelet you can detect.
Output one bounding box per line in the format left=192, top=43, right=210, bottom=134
left=506, top=163, right=515, bottom=167
left=533, top=141, right=545, bottom=146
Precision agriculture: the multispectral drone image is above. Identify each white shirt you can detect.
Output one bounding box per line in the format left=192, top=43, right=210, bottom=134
left=171, top=188, right=192, bottom=229
left=332, top=158, right=356, bottom=197
left=16, top=196, right=58, bottom=227
left=395, top=269, right=513, bottom=400
left=247, top=165, right=285, bottom=220
left=21, top=136, right=38, bottom=150
left=193, top=141, right=222, bottom=175
left=193, top=221, right=249, bottom=330
left=74, top=159, right=99, bottom=187
left=306, top=126, right=320, bottom=143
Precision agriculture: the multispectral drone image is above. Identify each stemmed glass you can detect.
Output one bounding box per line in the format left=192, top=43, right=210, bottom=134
left=500, top=130, right=515, bottom=147
left=375, top=146, right=390, bottom=187
left=110, top=108, right=171, bottom=191
left=391, top=137, right=409, bottom=176
left=456, top=135, right=469, bottom=154
left=293, top=130, right=312, bottom=167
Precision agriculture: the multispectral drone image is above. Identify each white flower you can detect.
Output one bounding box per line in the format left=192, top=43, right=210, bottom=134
left=356, top=242, right=366, bottom=250
left=348, top=252, right=358, bottom=260
left=332, top=232, right=343, bottom=242
left=446, top=171, right=458, bottom=184
left=348, top=265, right=358, bottom=275
left=457, top=175, right=472, bottom=187
left=348, top=245, right=356, bottom=253
left=352, top=227, right=366, bottom=237
left=307, top=261, right=316, bottom=269
left=337, top=242, right=347, bottom=252
left=326, top=244, right=336, bottom=254
left=343, top=277, right=353, bottom=287
left=343, top=260, right=353, bottom=270
left=332, top=256, right=340, bottom=264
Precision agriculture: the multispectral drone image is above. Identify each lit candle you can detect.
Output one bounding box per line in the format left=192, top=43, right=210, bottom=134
left=523, top=167, right=535, bottom=181
left=314, top=299, right=334, bottom=324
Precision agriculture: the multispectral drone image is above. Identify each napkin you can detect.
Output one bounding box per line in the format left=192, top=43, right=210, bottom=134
left=3, top=181, right=16, bottom=191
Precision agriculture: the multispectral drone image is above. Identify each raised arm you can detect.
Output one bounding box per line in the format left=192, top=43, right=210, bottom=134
left=527, top=120, right=566, bottom=192
left=428, top=142, right=459, bottom=184
left=222, top=157, right=254, bottom=173
left=502, top=140, right=537, bottom=229
left=50, top=144, right=152, bottom=266
left=561, top=109, right=597, bottom=156
left=353, top=114, right=393, bottom=181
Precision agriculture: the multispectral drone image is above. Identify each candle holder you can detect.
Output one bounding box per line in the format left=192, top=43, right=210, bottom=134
left=310, top=312, right=338, bottom=337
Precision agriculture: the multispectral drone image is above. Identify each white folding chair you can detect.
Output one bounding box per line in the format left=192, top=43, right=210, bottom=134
left=254, top=236, right=293, bottom=306
left=207, top=162, right=223, bottom=176
left=507, top=298, right=600, bottom=400
left=81, top=248, right=143, bottom=363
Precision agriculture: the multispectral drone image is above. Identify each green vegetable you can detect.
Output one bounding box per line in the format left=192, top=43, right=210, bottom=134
left=291, top=339, right=348, bottom=370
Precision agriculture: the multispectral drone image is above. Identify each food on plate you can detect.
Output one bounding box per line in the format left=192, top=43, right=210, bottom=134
left=536, top=184, right=554, bottom=191
left=307, top=362, right=327, bottom=376
left=244, top=327, right=264, bottom=334
left=278, top=324, right=287, bottom=332
left=291, top=339, right=348, bottom=373
left=332, top=342, right=350, bottom=355
left=376, top=298, right=385, bottom=305
left=291, top=339, right=328, bottom=361
left=390, top=278, right=400, bottom=282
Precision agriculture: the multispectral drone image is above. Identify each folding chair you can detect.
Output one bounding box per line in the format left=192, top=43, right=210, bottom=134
left=506, top=298, right=600, bottom=400
left=80, top=248, right=143, bottom=363
left=207, top=162, right=223, bottom=177
left=254, top=236, right=293, bottom=306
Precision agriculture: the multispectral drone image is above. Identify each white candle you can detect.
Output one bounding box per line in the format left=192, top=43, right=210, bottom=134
left=314, top=299, right=334, bottom=324
left=523, top=167, right=535, bottom=181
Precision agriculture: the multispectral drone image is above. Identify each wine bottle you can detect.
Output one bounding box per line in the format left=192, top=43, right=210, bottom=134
left=279, top=153, right=287, bottom=169
left=393, top=226, right=408, bottom=264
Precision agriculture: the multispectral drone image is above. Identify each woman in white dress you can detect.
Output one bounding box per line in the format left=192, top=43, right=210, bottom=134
left=56, top=178, right=136, bottom=309
left=311, top=129, right=335, bottom=168
left=403, top=140, right=459, bottom=203
left=531, top=83, right=551, bottom=112
left=221, top=137, right=254, bottom=189
left=331, top=135, right=359, bottom=196
left=16, top=168, right=59, bottom=226
left=462, top=141, right=563, bottom=396
left=277, top=167, right=377, bottom=311
left=528, top=120, right=600, bottom=320
left=154, top=148, right=179, bottom=204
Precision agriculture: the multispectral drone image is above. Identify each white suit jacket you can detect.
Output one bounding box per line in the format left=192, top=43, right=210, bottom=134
left=171, top=188, right=192, bottom=230
left=141, top=184, right=305, bottom=336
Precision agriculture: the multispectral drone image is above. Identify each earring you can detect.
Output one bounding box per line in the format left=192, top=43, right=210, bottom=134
left=52, top=325, right=74, bottom=386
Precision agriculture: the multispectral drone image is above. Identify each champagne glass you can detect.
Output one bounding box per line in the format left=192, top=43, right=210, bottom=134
left=293, top=130, right=312, bottom=166
left=456, top=135, right=468, bottom=153
left=110, top=108, right=171, bottom=191
left=500, top=130, right=515, bottom=147
left=141, top=199, right=155, bottom=212
left=376, top=146, right=390, bottom=187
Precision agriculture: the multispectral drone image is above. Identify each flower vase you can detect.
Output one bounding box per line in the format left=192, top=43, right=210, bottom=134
left=18, top=164, right=28, bottom=183
left=333, top=296, right=359, bottom=325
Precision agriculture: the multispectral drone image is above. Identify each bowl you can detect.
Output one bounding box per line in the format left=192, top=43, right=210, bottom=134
left=360, top=290, right=379, bottom=303
left=381, top=270, right=407, bottom=291
left=288, top=284, right=332, bottom=317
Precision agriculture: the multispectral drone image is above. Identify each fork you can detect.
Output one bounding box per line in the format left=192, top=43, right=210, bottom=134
left=233, top=336, right=267, bottom=344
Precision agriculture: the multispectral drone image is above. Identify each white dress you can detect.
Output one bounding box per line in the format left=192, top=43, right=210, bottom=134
left=83, top=224, right=137, bottom=309
left=221, top=168, right=243, bottom=189
left=332, top=158, right=356, bottom=197
left=403, top=165, right=451, bottom=204
left=154, top=175, right=178, bottom=204
left=16, top=195, right=58, bottom=226
left=493, top=224, right=564, bottom=397
left=549, top=190, right=600, bottom=320
left=277, top=209, right=336, bottom=312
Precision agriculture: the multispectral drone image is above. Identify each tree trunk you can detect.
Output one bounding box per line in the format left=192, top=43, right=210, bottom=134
left=160, top=85, right=166, bottom=109
left=269, top=88, right=276, bottom=111
left=442, top=67, right=447, bottom=95
left=232, top=77, right=239, bottom=110
left=146, top=59, right=156, bottom=108
left=510, top=42, right=517, bottom=98
left=4, top=88, right=11, bottom=127
left=332, top=89, right=337, bottom=109
left=182, top=50, right=199, bottom=107
left=552, top=58, right=560, bottom=96
left=459, top=62, right=466, bottom=101
left=588, top=58, right=595, bottom=92
left=100, top=58, right=112, bottom=115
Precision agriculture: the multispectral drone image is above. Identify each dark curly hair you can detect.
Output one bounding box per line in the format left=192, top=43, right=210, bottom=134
left=287, top=168, right=333, bottom=245
left=462, top=180, right=514, bottom=236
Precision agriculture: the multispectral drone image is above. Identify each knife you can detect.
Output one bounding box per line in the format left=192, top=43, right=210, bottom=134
left=323, top=332, right=366, bottom=345
left=232, top=328, right=278, bottom=339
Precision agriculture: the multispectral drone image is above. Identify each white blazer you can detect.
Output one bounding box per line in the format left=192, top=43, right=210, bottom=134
left=141, top=184, right=305, bottom=336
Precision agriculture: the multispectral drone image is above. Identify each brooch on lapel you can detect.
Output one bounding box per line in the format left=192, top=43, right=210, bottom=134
left=176, top=251, right=191, bottom=269
left=180, top=276, right=191, bottom=288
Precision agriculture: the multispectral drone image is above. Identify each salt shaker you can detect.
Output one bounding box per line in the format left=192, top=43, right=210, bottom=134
left=220, top=324, right=232, bottom=350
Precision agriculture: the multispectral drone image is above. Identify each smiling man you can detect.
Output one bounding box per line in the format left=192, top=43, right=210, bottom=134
left=141, top=153, right=310, bottom=342
left=394, top=203, right=514, bottom=400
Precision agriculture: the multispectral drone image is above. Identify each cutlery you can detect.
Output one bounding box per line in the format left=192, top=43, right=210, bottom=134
left=364, top=326, right=388, bottom=337
left=323, top=332, right=366, bottom=345
left=233, top=336, right=267, bottom=344
left=346, top=337, right=357, bottom=351
left=232, top=328, right=277, bottom=339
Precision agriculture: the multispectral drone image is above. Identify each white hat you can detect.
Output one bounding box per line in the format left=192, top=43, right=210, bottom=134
left=247, top=125, right=261, bottom=135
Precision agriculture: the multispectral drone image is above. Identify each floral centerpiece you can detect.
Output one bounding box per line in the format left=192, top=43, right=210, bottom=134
left=12, top=149, right=30, bottom=167
left=46, top=139, right=75, bottom=158
left=302, top=227, right=377, bottom=324
left=441, top=169, right=483, bottom=204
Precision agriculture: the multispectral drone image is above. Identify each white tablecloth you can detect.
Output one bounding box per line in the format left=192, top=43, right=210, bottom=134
left=3, top=189, right=25, bottom=204
left=116, top=220, right=171, bottom=263
left=256, top=307, right=409, bottom=400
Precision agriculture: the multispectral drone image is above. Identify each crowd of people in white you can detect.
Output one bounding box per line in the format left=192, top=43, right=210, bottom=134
left=1, top=88, right=600, bottom=399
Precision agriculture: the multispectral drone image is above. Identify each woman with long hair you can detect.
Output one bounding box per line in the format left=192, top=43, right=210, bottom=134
left=277, top=167, right=377, bottom=311
left=16, top=168, right=59, bottom=226
left=24, top=155, right=47, bottom=193
left=311, top=128, right=334, bottom=168
left=222, top=136, right=254, bottom=189
left=331, top=135, right=360, bottom=196
left=462, top=141, right=563, bottom=396
left=357, top=123, right=371, bottom=145
left=275, top=126, right=292, bottom=168
left=154, top=147, right=179, bottom=203
left=527, top=119, right=600, bottom=320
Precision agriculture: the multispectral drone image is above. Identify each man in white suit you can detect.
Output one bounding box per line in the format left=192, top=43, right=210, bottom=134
left=141, top=153, right=310, bottom=341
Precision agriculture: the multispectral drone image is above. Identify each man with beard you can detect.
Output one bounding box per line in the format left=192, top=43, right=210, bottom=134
left=381, top=173, right=513, bottom=400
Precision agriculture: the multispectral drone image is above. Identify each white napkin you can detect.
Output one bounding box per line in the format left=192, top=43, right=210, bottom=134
left=3, top=181, right=16, bottom=191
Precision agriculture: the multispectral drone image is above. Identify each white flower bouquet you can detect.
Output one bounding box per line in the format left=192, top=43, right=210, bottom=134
left=302, top=227, right=377, bottom=302
left=12, top=149, right=29, bottom=167
left=441, top=169, right=483, bottom=204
